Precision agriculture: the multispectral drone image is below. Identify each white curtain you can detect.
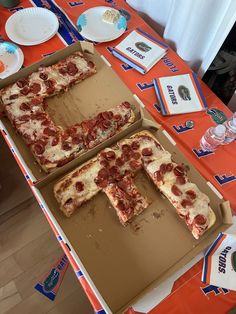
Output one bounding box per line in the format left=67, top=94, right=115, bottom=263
left=126, top=0, right=236, bottom=77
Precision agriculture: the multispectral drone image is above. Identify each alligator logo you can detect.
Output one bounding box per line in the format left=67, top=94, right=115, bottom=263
left=43, top=268, right=60, bottom=292
left=178, top=85, right=191, bottom=100
left=231, top=251, right=236, bottom=272
left=207, top=108, right=227, bottom=124
left=135, top=42, right=152, bottom=53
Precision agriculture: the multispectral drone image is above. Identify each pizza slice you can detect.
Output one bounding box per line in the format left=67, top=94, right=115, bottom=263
left=0, top=51, right=96, bottom=105
left=54, top=157, right=102, bottom=217
left=103, top=175, right=150, bottom=225
left=135, top=130, right=216, bottom=239
left=81, top=102, right=135, bottom=149
left=31, top=124, right=85, bottom=172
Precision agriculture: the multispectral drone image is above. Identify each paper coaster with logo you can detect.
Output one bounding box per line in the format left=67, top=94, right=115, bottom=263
left=153, top=73, right=208, bottom=115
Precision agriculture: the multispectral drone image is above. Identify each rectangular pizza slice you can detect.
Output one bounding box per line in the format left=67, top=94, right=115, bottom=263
left=54, top=157, right=102, bottom=217
left=0, top=51, right=96, bottom=105
left=103, top=175, right=150, bottom=225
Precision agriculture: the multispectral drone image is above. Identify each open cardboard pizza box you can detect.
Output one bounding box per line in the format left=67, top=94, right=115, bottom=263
left=0, top=42, right=141, bottom=185
left=0, top=41, right=233, bottom=313
left=37, top=112, right=233, bottom=314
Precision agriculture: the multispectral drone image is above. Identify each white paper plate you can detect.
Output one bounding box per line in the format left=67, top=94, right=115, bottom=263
left=76, top=6, right=127, bottom=42
left=0, top=42, right=24, bottom=79
left=5, top=8, right=59, bottom=46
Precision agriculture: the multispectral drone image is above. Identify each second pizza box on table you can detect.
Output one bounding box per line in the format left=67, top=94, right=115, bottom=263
left=0, top=42, right=141, bottom=185
left=36, top=112, right=233, bottom=314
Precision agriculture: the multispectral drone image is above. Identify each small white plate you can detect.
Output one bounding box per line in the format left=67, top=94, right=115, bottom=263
left=5, top=8, right=59, bottom=46
left=0, top=42, right=24, bottom=79
left=76, top=6, right=127, bottom=42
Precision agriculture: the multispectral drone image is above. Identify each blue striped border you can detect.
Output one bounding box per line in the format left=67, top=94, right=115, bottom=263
left=191, top=72, right=208, bottom=109
left=35, top=283, right=56, bottom=300
left=31, top=0, right=84, bottom=45
left=202, top=232, right=223, bottom=283
left=153, top=78, right=167, bottom=115
left=136, top=28, right=168, bottom=49
left=112, top=48, right=145, bottom=74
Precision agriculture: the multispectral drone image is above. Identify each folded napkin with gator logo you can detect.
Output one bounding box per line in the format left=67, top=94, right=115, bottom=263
left=112, top=28, right=168, bottom=74
left=153, top=73, right=208, bottom=115
left=202, top=233, right=236, bottom=291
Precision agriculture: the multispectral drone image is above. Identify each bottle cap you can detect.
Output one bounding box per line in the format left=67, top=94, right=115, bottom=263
left=214, top=124, right=226, bottom=136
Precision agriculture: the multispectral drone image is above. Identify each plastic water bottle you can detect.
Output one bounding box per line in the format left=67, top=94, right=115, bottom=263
left=200, top=124, right=226, bottom=151
left=222, top=114, right=236, bottom=144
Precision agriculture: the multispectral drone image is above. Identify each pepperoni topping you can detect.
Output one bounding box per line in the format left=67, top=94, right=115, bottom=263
left=86, top=133, right=94, bottom=143
left=95, top=178, right=108, bottom=188
left=45, top=79, right=55, bottom=94
left=129, top=160, right=141, bottom=170
left=122, top=101, right=131, bottom=109
left=115, top=157, right=124, bottom=167
left=166, top=163, right=173, bottom=172
left=16, top=78, right=29, bottom=88
left=19, top=115, right=30, bottom=122
left=186, top=190, right=197, bottom=200
left=72, top=135, right=82, bottom=144
left=160, top=163, right=167, bottom=175
left=181, top=199, right=193, bottom=208
left=194, top=214, right=207, bottom=225
left=105, top=151, right=116, bottom=160
left=20, top=103, right=30, bottom=111
left=30, top=83, right=41, bottom=94
left=21, top=86, right=30, bottom=95
left=39, top=72, right=48, bottom=80
left=154, top=170, right=163, bottom=182
left=101, top=111, right=110, bottom=120
left=75, top=181, right=84, bottom=192
left=31, top=97, right=43, bottom=105
left=174, top=165, right=185, bottom=176
left=133, top=152, right=141, bottom=160
left=107, top=111, right=114, bottom=119
left=59, top=67, right=67, bottom=75
left=121, top=144, right=131, bottom=152
left=102, top=120, right=111, bottom=129
left=109, top=166, right=119, bottom=176
left=62, top=142, right=72, bottom=151
left=113, top=114, right=122, bottom=121
left=117, top=200, right=126, bottom=211
left=67, top=62, right=78, bottom=76
left=45, top=79, right=55, bottom=88
left=121, top=152, right=130, bottom=162
left=98, top=168, right=109, bottom=179
left=142, top=148, right=152, bottom=156
left=9, top=94, right=18, bottom=100
left=100, top=159, right=109, bottom=167
left=52, top=136, right=59, bottom=146
left=117, top=180, right=128, bottom=191
left=131, top=141, right=140, bottom=150
left=43, top=127, right=57, bottom=136
left=176, top=176, right=186, bottom=185
left=34, top=143, right=45, bottom=155
left=171, top=184, right=182, bottom=196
